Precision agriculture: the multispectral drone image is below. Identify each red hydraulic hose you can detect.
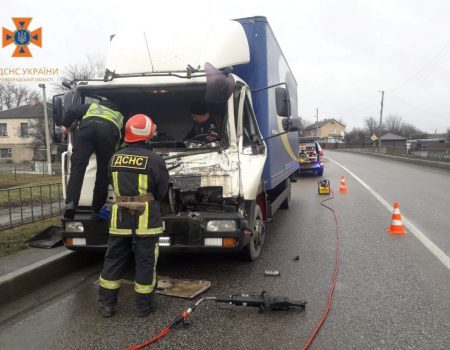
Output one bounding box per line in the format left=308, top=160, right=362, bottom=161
left=128, top=190, right=341, bottom=350
left=126, top=309, right=194, bottom=350
left=301, top=190, right=341, bottom=350
left=127, top=327, right=171, bottom=350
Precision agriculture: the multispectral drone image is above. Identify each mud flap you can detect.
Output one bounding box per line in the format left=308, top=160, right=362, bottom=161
left=26, top=226, right=63, bottom=249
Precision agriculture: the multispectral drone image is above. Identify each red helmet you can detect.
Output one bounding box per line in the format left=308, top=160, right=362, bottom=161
left=124, top=114, right=157, bottom=143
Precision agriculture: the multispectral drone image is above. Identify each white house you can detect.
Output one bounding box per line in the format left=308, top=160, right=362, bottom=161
left=0, top=99, right=53, bottom=163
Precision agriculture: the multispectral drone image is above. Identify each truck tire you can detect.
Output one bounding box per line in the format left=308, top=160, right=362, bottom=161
left=289, top=173, right=297, bottom=183
left=242, top=204, right=265, bottom=261
left=280, top=179, right=291, bottom=209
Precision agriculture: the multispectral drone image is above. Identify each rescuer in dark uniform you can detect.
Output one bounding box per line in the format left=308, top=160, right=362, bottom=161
left=98, top=114, right=169, bottom=318
left=184, top=101, right=222, bottom=143
left=62, top=100, right=124, bottom=219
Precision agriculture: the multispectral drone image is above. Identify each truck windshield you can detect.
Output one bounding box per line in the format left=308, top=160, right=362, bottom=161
left=78, top=85, right=228, bottom=152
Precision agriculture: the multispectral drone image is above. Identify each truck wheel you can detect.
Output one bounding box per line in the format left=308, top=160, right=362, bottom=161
left=289, top=173, right=297, bottom=183
left=280, top=179, right=291, bottom=209
left=242, top=204, right=265, bottom=261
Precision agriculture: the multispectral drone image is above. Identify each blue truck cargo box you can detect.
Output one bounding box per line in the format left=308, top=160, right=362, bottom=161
left=234, top=16, right=299, bottom=191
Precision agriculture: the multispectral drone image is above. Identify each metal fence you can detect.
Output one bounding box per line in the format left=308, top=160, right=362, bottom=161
left=0, top=182, right=63, bottom=230
left=322, top=143, right=450, bottom=162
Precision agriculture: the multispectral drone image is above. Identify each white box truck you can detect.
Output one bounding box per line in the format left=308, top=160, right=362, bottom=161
left=53, top=16, right=300, bottom=261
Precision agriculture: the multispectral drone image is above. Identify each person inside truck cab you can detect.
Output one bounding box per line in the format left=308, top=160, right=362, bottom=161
left=184, top=101, right=222, bottom=143
left=62, top=100, right=124, bottom=219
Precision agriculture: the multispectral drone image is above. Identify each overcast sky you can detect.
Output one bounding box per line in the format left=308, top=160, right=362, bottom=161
left=2, top=0, right=449, bottom=133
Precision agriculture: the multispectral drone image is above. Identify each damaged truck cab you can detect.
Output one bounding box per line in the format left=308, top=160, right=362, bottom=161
left=54, top=16, right=299, bottom=261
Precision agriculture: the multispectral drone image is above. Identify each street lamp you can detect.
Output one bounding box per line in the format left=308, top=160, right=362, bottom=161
left=38, top=84, right=52, bottom=175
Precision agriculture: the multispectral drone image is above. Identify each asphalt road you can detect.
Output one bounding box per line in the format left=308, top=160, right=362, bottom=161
left=0, top=151, right=449, bottom=350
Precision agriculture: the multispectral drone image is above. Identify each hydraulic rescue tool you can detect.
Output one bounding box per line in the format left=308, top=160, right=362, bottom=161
left=215, top=291, right=306, bottom=311
left=127, top=291, right=306, bottom=350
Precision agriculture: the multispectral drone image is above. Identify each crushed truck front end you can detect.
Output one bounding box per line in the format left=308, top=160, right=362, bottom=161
left=59, top=75, right=263, bottom=256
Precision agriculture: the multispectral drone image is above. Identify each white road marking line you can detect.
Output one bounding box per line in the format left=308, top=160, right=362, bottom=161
left=327, top=156, right=450, bottom=270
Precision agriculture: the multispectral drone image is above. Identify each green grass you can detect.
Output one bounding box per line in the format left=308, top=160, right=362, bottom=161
left=0, top=217, right=60, bottom=257
left=0, top=174, right=61, bottom=189
left=0, top=183, right=62, bottom=209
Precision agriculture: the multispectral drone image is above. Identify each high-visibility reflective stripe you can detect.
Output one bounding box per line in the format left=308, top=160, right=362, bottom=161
left=134, top=282, right=153, bottom=294
left=112, top=172, right=120, bottom=196
left=136, top=227, right=162, bottom=235
left=152, top=243, right=159, bottom=287
left=138, top=203, right=149, bottom=230
left=137, top=174, right=149, bottom=230
left=110, top=227, right=132, bottom=235
left=99, top=276, right=121, bottom=289
left=134, top=244, right=159, bottom=294
left=138, top=174, right=148, bottom=195
left=110, top=226, right=162, bottom=236
left=111, top=204, right=118, bottom=230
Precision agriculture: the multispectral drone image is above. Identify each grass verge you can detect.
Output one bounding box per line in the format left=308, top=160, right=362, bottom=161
left=0, top=174, right=61, bottom=189
left=0, top=217, right=60, bottom=258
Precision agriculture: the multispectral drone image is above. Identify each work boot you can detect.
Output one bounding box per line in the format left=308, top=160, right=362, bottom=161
left=63, top=202, right=75, bottom=220
left=136, top=294, right=158, bottom=317
left=98, top=303, right=115, bottom=318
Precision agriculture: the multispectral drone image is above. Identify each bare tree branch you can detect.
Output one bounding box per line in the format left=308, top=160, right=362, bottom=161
left=345, top=127, right=368, bottom=144
left=53, top=53, right=105, bottom=93
left=0, top=82, right=41, bottom=110
left=26, top=116, right=53, bottom=149
left=363, top=116, right=378, bottom=136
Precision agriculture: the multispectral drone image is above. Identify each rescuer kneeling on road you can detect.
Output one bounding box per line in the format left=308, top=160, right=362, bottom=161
left=98, top=114, right=169, bottom=318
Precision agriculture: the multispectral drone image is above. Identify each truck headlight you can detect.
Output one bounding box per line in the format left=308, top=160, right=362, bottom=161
left=65, top=222, right=84, bottom=233
left=206, top=220, right=236, bottom=232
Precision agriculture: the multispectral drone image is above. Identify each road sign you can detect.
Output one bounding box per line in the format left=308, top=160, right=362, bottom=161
left=371, top=134, right=378, bottom=142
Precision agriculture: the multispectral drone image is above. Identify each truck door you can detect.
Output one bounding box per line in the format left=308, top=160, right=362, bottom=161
left=236, top=87, right=267, bottom=200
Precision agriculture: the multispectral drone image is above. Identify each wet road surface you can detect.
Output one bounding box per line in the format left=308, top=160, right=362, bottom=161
left=0, top=152, right=449, bottom=350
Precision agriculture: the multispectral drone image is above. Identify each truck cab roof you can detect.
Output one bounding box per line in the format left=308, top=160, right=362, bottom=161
left=105, top=20, right=250, bottom=75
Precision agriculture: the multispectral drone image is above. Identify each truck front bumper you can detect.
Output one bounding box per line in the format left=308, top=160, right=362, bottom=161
left=62, top=210, right=251, bottom=253
left=62, top=210, right=109, bottom=251
left=159, top=211, right=251, bottom=253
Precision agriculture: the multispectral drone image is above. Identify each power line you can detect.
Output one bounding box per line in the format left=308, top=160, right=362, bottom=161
left=389, top=49, right=450, bottom=101
left=387, top=42, right=450, bottom=94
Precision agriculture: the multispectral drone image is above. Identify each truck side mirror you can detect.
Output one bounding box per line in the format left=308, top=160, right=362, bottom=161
left=52, top=96, right=64, bottom=126
left=281, top=117, right=300, bottom=132
left=288, top=117, right=300, bottom=132
left=275, top=87, right=291, bottom=117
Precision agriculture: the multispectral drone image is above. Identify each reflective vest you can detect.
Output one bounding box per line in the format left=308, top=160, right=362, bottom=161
left=82, top=103, right=124, bottom=138
left=108, top=147, right=165, bottom=236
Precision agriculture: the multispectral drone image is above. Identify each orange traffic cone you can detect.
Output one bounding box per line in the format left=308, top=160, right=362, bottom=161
left=387, top=201, right=407, bottom=234
left=339, top=176, right=347, bottom=193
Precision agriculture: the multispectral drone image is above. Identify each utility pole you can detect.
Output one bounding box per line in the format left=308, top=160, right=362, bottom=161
left=378, top=91, right=384, bottom=153
left=315, top=108, right=319, bottom=138
left=38, top=84, right=52, bottom=175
